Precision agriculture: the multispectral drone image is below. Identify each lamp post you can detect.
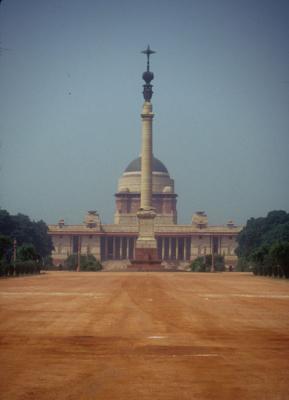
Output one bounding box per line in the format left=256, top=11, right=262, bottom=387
left=13, top=238, right=17, bottom=275
left=77, top=237, right=81, bottom=272
left=211, top=249, right=215, bottom=272
left=211, top=237, right=215, bottom=273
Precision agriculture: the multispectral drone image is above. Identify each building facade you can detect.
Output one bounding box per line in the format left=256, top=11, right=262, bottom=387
left=48, top=156, right=240, bottom=269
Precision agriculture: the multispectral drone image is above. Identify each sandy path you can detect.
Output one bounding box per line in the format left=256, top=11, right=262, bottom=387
left=0, top=272, right=289, bottom=399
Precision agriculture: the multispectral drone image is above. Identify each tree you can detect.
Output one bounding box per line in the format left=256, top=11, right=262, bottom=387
left=237, top=210, right=289, bottom=278
left=31, top=220, right=54, bottom=258
left=270, top=242, right=289, bottom=279
left=0, top=209, right=53, bottom=260
left=0, top=234, right=12, bottom=261
left=0, top=210, right=14, bottom=236
left=250, top=245, right=269, bottom=265
left=250, top=245, right=270, bottom=276
left=262, top=222, right=289, bottom=246
left=17, top=244, right=38, bottom=261
left=236, top=211, right=289, bottom=260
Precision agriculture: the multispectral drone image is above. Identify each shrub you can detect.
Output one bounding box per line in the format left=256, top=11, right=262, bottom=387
left=190, top=254, right=225, bottom=272
left=190, top=257, right=207, bottom=272
left=236, top=257, right=252, bottom=272
left=65, top=254, right=102, bottom=272
left=214, top=255, right=226, bottom=272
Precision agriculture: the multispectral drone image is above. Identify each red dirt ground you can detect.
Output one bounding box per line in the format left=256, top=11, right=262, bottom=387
left=0, top=272, right=289, bottom=400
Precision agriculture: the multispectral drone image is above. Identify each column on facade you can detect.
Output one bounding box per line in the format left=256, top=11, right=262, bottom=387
left=178, top=238, right=183, bottom=261
left=120, top=237, right=123, bottom=259
left=161, top=238, right=165, bottom=260
left=184, top=237, right=188, bottom=261
left=176, top=238, right=179, bottom=260
left=190, top=236, right=195, bottom=260
left=126, top=238, right=129, bottom=260
left=188, top=237, right=192, bottom=261
left=111, top=237, right=115, bottom=260
left=105, top=237, right=108, bottom=260
left=180, top=238, right=184, bottom=261
left=133, top=238, right=136, bottom=259
left=115, top=237, right=118, bottom=260
left=121, top=237, right=127, bottom=259
left=79, top=236, right=82, bottom=254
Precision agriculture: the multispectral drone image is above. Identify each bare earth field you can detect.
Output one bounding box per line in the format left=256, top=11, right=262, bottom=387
left=0, top=272, right=289, bottom=400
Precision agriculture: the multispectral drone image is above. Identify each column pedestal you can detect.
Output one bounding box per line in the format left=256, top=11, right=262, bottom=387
left=129, top=209, right=163, bottom=271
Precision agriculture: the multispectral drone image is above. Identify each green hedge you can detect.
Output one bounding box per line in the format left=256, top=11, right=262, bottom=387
left=0, top=260, right=40, bottom=277
left=252, top=263, right=288, bottom=279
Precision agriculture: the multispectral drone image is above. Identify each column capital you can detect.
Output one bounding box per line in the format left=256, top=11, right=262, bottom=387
left=141, top=112, right=154, bottom=119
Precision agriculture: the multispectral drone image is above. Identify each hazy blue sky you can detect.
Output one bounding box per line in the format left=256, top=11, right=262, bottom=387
left=0, top=0, right=288, bottom=226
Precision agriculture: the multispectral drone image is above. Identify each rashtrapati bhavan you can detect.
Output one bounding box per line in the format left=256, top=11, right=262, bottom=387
left=48, top=47, right=241, bottom=270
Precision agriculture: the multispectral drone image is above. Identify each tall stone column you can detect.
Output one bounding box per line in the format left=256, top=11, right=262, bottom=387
left=140, top=101, right=154, bottom=210
left=135, top=100, right=158, bottom=254
left=131, top=46, right=162, bottom=269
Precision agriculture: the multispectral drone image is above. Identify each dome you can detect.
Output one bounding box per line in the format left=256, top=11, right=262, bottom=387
left=125, top=156, right=168, bottom=174
left=118, top=155, right=174, bottom=194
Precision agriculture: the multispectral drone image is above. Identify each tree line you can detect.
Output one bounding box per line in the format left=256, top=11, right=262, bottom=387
left=236, top=210, right=289, bottom=278
left=0, top=209, right=53, bottom=276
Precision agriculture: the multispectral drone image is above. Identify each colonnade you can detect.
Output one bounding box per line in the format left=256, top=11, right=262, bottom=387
left=55, top=234, right=231, bottom=262
left=100, top=236, right=136, bottom=261
left=100, top=235, right=192, bottom=261
left=157, top=237, right=191, bottom=261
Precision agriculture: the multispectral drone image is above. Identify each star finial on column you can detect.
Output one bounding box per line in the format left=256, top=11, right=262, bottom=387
left=141, top=45, right=156, bottom=71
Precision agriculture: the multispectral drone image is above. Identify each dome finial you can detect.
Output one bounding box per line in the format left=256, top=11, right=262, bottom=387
left=141, top=45, right=156, bottom=101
